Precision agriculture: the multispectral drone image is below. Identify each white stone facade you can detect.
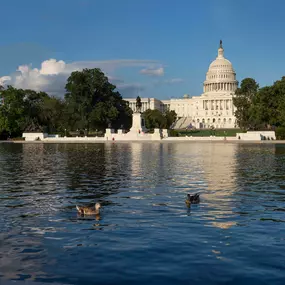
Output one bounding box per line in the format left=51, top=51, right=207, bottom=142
left=124, top=41, right=238, bottom=129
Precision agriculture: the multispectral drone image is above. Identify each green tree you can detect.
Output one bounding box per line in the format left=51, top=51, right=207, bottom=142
left=144, top=109, right=167, bottom=129
left=65, top=68, right=132, bottom=131
left=0, top=84, right=4, bottom=106
left=164, top=110, right=177, bottom=128
left=0, top=86, right=27, bottom=136
left=23, top=90, right=49, bottom=131
left=251, top=76, right=285, bottom=129
left=252, top=86, right=275, bottom=128
left=272, top=76, right=285, bottom=126
left=278, top=94, right=285, bottom=126
left=143, top=109, right=177, bottom=129
left=233, top=78, right=259, bottom=130
left=0, top=86, right=65, bottom=137
left=39, top=96, right=65, bottom=133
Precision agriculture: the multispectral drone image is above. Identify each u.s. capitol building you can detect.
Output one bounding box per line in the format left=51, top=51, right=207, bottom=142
left=125, top=41, right=238, bottom=129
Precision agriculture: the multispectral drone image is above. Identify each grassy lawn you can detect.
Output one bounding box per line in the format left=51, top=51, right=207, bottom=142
left=174, top=129, right=244, bottom=137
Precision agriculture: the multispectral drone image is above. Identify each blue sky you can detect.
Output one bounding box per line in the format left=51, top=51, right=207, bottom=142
left=0, top=0, right=284, bottom=99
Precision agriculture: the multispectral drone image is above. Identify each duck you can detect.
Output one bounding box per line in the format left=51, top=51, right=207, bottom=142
left=185, top=193, right=200, bottom=206
left=76, top=202, right=101, bottom=215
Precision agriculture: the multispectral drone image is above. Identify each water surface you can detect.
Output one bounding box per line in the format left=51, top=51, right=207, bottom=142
left=1, top=142, right=285, bottom=284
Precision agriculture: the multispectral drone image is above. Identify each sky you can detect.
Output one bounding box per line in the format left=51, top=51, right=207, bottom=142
left=0, top=0, right=285, bottom=99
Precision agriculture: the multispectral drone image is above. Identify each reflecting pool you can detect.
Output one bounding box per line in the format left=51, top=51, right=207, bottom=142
left=0, top=142, right=285, bottom=284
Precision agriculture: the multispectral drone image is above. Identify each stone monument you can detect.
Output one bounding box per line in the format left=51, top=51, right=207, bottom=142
left=129, top=96, right=147, bottom=134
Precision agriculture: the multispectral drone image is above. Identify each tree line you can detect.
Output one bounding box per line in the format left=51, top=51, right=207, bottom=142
left=4, top=67, right=283, bottom=139
left=0, top=68, right=177, bottom=139
left=0, top=68, right=133, bottom=138
left=233, top=77, right=285, bottom=138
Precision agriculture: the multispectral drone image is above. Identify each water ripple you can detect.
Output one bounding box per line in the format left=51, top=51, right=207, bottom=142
left=0, top=142, right=285, bottom=284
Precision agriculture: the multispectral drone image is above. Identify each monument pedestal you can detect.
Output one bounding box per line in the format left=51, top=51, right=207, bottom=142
left=152, top=128, right=162, bottom=140
left=129, top=112, right=148, bottom=134
left=105, top=128, right=114, bottom=140
left=162, top=129, right=169, bottom=138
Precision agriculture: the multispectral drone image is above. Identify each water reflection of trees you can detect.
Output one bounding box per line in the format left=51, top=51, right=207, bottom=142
left=234, top=144, right=285, bottom=212
left=234, top=144, right=285, bottom=193
left=235, top=144, right=276, bottom=183
left=0, top=142, right=135, bottom=281
left=0, top=142, right=138, bottom=217
left=0, top=143, right=25, bottom=190
left=48, top=143, right=134, bottom=205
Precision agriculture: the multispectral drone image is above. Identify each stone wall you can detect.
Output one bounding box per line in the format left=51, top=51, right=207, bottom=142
left=22, top=132, right=48, bottom=141
left=236, top=131, right=276, bottom=141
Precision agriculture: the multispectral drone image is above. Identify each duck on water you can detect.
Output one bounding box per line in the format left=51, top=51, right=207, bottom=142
left=185, top=193, right=200, bottom=207
left=75, top=195, right=199, bottom=215
left=76, top=202, right=102, bottom=215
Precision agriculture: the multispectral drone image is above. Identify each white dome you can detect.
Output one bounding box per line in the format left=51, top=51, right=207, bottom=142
left=203, top=41, right=238, bottom=94
left=208, top=56, right=234, bottom=72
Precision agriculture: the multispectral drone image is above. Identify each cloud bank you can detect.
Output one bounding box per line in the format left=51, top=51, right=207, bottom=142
left=140, top=67, right=164, bottom=76
left=0, top=58, right=163, bottom=97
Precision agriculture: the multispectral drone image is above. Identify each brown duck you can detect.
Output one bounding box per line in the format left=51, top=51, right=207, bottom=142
left=76, top=202, right=101, bottom=215
left=185, top=193, right=200, bottom=207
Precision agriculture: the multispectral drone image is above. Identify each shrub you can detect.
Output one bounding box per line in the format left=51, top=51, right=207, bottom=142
left=169, top=129, right=179, bottom=137
left=275, top=127, right=285, bottom=140
left=11, top=137, right=25, bottom=141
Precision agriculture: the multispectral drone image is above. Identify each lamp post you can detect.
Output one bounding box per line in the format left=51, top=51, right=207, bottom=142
left=85, top=128, right=87, bottom=137
left=64, top=128, right=66, bottom=137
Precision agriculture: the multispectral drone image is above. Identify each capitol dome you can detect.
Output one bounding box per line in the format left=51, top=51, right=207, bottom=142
left=203, top=41, right=238, bottom=94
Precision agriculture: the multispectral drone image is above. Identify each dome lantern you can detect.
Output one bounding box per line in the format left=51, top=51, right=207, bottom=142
left=217, top=39, right=224, bottom=58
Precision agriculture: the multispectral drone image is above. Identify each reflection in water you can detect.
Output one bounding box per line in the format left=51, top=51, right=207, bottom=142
left=0, top=142, right=285, bottom=285
left=77, top=213, right=101, bottom=221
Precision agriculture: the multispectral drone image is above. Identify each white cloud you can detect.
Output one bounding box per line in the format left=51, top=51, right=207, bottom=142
left=66, top=59, right=162, bottom=74
left=140, top=67, right=164, bottom=76
left=165, top=78, right=184, bottom=84
left=0, top=76, right=11, bottom=86
left=40, top=59, right=66, bottom=75
left=0, top=58, right=160, bottom=96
